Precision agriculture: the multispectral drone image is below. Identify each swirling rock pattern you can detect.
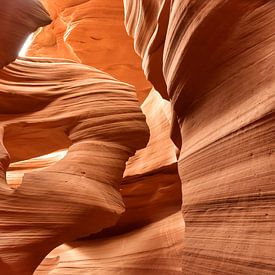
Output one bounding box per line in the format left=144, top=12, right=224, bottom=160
left=0, top=0, right=51, bottom=68
left=125, top=89, right=177, bottom=177
left=1, top=0, right=274, bottom=273
left=116, top=89, right=181, bottom=233
left=34, top=85, right=183, bottom=274
left=124, top=0, right=275, bottom=274
left=27, top=0, right=151, bottom=102
left=35, top=212, right=184, bottom=275
left=0, top=57, right=149, bottom=274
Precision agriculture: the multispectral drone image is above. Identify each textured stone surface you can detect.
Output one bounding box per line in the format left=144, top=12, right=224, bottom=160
left=35, top=212, right=184, bottom=275
left=33, top=85, right=183, bottom=274
left=125, top=89, right=177, bottom=177
left=124, top=0, right=275, bottom=273
left=0, top=0, right=51, bottom=68
left=1, top=0, right=274, bottom=274
left=27, top=0, right=151, bottom=102
left=0, top=57, right=149, bottom=274
left=115, top=89, right=181, bottom=233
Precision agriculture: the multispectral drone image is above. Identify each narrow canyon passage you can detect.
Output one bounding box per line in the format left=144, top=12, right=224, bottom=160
left=0, top=0, right=274, bottom=274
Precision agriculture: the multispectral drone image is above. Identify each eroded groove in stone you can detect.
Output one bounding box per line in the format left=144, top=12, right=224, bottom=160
left=0, top=57, right=149, bottom=274
left=27, top=0, right=152, bottom=102
left=35, top=212, right=185, bottom=275
left=0, top=0, right=51, bottom=68
left=124, top=0, right=275, bottom=273
left=1, top=0, right=274, bottom=273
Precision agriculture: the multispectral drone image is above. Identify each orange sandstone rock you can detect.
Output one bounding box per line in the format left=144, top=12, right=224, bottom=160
left=33, top=84, right=183, bottom=274
left=0, top=57, right=149, bottom=274
left=35, top=212, right=184, bottom=275
left=28, top=0, right=151, bottom=102
left=124, top=0, right=275, bottom=273
left=0, top=0, right=51, bottom=68
left=1, top=0, right=274, bottom=274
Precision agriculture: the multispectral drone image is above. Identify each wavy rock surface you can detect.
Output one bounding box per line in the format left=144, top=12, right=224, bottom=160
left=33, top=86, right=183, bottom=274
left=124, top=0, right=275, bottom=273
left=27, top=0, right=151, bottom=102
left=35, top=212, right=184, bottom=275
left=0, top=0, right=51, bottom=68
left=125, top=89, right=177, bottom=177
left=2, top=0, right=274, bottom=273
left=6, top=150, right=67, bottom=189
left=117, top=89, right=181, bottom=232
left=0, top=57, right=149, bottom=274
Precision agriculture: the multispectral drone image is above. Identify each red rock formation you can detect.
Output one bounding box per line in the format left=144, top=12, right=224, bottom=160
left=6, top=150, right=66, bottom=189
left=35, top=212, right=184, bottom=274
left=124, top=0, right=275, bottom=273
left=1, top=0, right=274, bottom=274
left=124, top=0, right=170, bottom=100
left=27, top=0, right=151, bottom=102
left=125, top=89, right=177, bottom=177
left=116, top=89, right=181, bottom=232
left=0, top=0, right=51, bottom=68
left=0, top=57, right=149, bottom=274
left=1, top=1, right=185, bottom=272
left=34, top=87, right=183, bottom=274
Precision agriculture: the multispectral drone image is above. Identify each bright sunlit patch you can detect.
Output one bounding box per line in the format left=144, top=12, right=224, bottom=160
left=6, top=150, right=68, bottom=189
left=19, top=34, right=34, bottom=57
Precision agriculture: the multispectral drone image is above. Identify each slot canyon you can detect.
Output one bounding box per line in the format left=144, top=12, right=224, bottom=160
left=0, top=0, right=274, bottom=274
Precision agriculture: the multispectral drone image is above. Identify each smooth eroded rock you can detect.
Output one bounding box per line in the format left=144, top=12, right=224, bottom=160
left=124, top=0, right=275, bottom=273
left=0, top=0, right=51, bottom=68
left=0, top=57, right=149, bottom=274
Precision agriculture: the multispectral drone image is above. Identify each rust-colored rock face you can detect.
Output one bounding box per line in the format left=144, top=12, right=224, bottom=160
left=0, top=57, right=149, bottom=274
left=124, top=0, right=275, bottom=274
left=0, top=0, right=274, bottom=274
left=0, top=0, right=51, bottom=68
left=35, top=212, right=184, bottom=274
left=27, top=0, right=151, bottom=102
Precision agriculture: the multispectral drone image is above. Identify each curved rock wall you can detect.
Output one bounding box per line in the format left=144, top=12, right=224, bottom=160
left=124, top=0, right=275, bottom=273
left=34, top=86, right=183, bottom=274
left=0, top=0, right=51, bottom=68
left=1, top=1, right=184, bottom=273
left=0, top=57, right=149, bottom=274
left=0, top=0, right=274, bottom=274
left=27, top=0, right=151, bottom=102
left=35, top=212, right=184, bottom=274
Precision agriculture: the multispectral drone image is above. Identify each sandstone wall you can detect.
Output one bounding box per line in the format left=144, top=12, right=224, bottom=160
left=28, top=0, right=151, bottom=102
left=0, top=0, right=274, bottom=274
left=0, top=0, right=50, bottom=68
left=0, top=57, right=149, bottom=274
left=124, top=0, right=275, bottom=273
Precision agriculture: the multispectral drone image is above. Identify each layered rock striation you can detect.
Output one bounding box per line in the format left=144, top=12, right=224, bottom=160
left=0, top=0, right=51, bottom=68
left=34, top=87, right=184, bottom=274
left=35, top=212, right=184, bottom=274
left=0, top=57, right=149, bottom=274
left=124, top=0, right=275, bottom=273
left=0, top=0, right=274, bottom=274
left=27, top=0, right=151, bottom=102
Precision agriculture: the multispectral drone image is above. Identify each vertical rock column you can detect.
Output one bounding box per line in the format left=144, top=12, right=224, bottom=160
left=124, top=0, right=275, bottom=273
